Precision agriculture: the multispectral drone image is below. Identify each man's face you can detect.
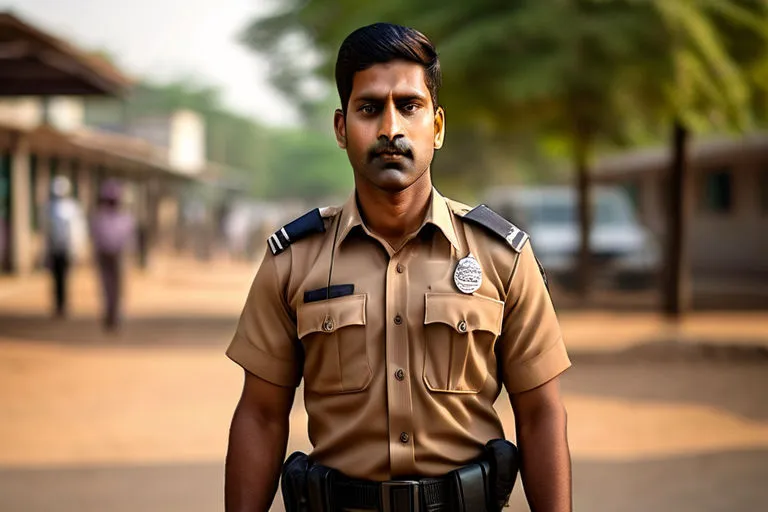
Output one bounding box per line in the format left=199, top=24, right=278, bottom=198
left=334, top=60, right=445, bottom=192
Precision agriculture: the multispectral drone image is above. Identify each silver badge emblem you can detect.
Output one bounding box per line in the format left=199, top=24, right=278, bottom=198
left=454, top=254, right=483, bottom=294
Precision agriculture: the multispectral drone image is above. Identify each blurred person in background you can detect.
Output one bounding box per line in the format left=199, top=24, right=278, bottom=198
left=45, top=175, right=84, bottom=318
left=225, top=23, right=571, bottom=512
left=90, top=179, right=135, bottom=331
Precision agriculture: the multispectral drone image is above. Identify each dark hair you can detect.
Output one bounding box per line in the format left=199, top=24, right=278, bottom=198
left=335, top=23, right=441, bottom=114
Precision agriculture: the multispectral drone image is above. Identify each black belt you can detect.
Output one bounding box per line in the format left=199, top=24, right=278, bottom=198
left=333, top=476, right=453, bottom=512
left=285, top=449, right=508, bottom=512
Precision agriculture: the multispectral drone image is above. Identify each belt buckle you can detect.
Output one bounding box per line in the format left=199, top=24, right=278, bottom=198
left=381, top=480, right=420, bottom=512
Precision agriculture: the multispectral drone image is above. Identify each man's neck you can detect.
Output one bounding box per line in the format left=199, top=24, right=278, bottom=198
left=354, top=171, right=433, bottom=249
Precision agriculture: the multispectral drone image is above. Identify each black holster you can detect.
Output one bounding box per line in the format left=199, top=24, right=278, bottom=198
left=281, top=451, right=311, bottom=512
left=484, top=439, right=520, bottom=511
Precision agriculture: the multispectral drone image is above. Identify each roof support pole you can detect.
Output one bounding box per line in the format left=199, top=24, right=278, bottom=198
left=10, top=133, right=32, bottom=274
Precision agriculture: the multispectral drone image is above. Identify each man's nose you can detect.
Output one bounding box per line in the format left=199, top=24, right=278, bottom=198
left=377, top=103, right=403, bottom=141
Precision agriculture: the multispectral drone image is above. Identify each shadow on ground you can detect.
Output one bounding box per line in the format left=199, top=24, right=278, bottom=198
left=572, top=449, right=768, bottom=512
left=561, top=359, right=768, bottom=422
left=0, top=314, right=237, bottom=347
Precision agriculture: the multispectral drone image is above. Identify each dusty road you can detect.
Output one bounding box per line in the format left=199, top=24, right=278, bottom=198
left=1, top=257, right=766, bottom=511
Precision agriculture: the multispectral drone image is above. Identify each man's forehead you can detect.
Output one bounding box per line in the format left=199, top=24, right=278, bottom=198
left=350, top=60, right=430, bottom=99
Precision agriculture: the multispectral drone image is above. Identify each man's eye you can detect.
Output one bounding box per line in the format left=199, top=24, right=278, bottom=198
left=360, top=105, right=377, bottom=115
left=402, top=104, right=419, bottom=113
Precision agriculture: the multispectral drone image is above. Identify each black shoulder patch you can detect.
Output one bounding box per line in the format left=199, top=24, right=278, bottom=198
left=462, top=204, right=529, bottom=253
left=268, top=208, right=326, bottom=255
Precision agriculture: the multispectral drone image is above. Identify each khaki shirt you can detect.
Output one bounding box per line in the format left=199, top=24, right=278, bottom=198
left=227, top=189, right=570, bottom=481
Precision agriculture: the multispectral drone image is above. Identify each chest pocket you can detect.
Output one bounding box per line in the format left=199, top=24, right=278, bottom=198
left=297, top=294, right=372, bottom=395
left=423, top=293, right=504, bottom=393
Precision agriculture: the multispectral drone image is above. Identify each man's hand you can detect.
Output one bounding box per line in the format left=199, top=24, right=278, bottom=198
left=510, top=376, right=571, bottom=512
left=225, top=370, right=296, bottom=512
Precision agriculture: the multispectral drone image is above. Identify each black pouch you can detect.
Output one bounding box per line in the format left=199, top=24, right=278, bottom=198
left=281, top=451, right=310, bottom=512
left=307, top=463, right=339, bottom=512
left=484, top=439, right=520, bottom=511
left=449, top=459, right=492, bottom=512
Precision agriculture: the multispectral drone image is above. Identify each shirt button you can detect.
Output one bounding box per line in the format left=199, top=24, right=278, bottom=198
left=396, top=264, right=404, bottom=274
left=399, top=432, right=410, bottom=443
left=395, top=369, right=405, bottom=381
left=322, top=317, right=334, bottom=332
left=457, top=320, right=467, bottom=333
left=394, top=314, right=403, bottom=325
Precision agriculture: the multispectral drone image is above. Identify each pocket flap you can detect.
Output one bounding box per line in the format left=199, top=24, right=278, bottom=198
left=297, top=293, right=367, bottom=339
left=424, top=293, right=504, bottom=335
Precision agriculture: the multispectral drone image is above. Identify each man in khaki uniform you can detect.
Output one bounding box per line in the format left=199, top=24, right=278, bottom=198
left=226, top=23, right=572, bottom=512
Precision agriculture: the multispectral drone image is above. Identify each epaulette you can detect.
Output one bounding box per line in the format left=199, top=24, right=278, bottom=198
left=459, top=204, right=529, bottom=253
left=268, top=207, right=339, bottom=256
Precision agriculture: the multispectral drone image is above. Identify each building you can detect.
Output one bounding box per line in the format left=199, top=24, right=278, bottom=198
left=593, top=133, right=768, bottom=304
left=0, top=12, right=201, bottom=275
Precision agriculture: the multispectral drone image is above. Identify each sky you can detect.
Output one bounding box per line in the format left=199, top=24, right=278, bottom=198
left=2, top=0, right=300, bottom=125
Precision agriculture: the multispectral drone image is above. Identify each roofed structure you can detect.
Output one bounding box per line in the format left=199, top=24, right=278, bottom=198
left=0, top=12, right=131, bottom=96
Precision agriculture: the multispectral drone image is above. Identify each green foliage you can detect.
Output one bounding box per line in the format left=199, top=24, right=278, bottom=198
left=242, top=1, right=664, bottom=142
left=262, top=127, right=353, bottom=199
left=241, top=0, right=768, bottom=175
left=84, top=80, right=353, bottom=200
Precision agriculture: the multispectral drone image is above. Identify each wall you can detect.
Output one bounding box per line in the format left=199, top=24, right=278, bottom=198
left=168, top=110, right=205, bottom=174
left=689, top=163, right=768, bottom=275
left=0, top=98, right=43, bottom=129
left=596, top=146, right=768, bottom=278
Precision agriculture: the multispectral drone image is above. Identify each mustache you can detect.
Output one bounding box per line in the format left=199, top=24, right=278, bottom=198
left=367, top=137, right=413, bottom=160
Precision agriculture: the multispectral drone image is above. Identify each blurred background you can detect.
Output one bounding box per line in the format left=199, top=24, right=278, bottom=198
left=1, top=1, right=767, bottom=511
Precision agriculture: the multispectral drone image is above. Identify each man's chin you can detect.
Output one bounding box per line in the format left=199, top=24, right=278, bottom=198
left=368, top=167, right=415, bottom=191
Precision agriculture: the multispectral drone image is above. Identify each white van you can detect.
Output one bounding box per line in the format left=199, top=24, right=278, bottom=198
left=484, top=185, right=660, bottom=289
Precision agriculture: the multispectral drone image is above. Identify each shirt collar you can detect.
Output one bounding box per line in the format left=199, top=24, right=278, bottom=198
left=335, top=188, right=461, bottom=252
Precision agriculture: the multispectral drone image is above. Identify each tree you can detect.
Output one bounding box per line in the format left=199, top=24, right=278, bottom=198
left=241, top=0, right=666, bottom=294
left=649, top=0, right=768, bottom=318
left=241, top=1, right=768, bottom=304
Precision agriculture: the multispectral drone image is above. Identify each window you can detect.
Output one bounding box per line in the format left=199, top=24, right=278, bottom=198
left=622, top=182, right=640, bottom=212
left=701, top=168, right=733, bottom=214
left=0, top=154, right=11, bottom=272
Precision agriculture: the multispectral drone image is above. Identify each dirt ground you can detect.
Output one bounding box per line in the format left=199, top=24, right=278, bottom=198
left=1, top=256, right=766, bottom=511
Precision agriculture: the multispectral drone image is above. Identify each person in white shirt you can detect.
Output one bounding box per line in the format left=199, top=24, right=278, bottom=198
left=46, top=176, right=84, bottom=318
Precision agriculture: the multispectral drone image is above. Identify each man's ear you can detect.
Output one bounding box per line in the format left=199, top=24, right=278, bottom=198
left=334, top=109, right=347, bottom=149
left=434, top=106, right=445, bottom=149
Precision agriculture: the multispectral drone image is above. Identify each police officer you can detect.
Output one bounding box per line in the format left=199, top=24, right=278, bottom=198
left=225, top=23, right=572, bottom=512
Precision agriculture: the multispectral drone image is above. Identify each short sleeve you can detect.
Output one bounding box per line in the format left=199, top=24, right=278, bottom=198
left=226, top=248, right=301, bottom=388
left=497, top=243, right=571, bottom=394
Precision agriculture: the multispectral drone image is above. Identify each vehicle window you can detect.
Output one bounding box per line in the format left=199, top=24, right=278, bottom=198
left=534, top=202, right=574, bottom=224
left=595, top=194, right=634, bottom=226
left=519, top=192, right=635, bottom=227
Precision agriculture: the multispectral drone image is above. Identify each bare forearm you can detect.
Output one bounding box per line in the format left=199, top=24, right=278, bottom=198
left=517, top=404, right=572, bottom=512
left=225, top=406, right=290, bottom=512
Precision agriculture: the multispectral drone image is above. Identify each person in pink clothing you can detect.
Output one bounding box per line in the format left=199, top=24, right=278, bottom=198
left=90, top=179, right=135, bottom=331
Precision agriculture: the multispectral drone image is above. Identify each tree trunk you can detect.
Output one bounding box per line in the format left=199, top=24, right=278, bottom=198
left=663, top=119, right=692, bottom=318
left=574, top=130, right=592, bottom=297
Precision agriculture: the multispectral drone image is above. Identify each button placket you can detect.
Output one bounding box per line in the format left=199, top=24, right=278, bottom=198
left=385, top=251, right=415, bottom=475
